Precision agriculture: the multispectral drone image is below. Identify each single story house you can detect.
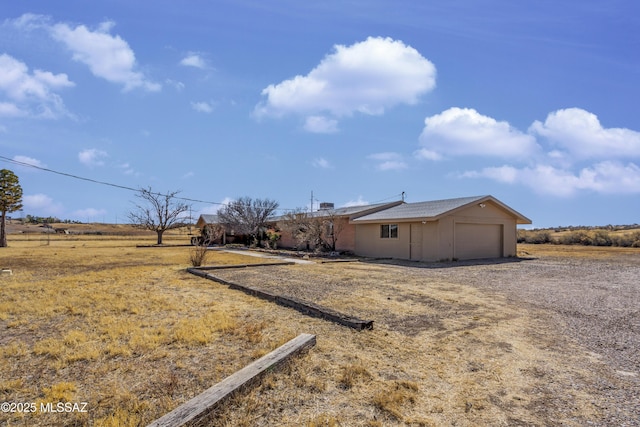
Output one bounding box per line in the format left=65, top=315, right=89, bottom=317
left=272, top=201, right=403, bottom=252
left=193, top=214, right=244, bottom=245
left=196, top=195, right=531, bottom=261
left=350, top=195, right=531, bottom=261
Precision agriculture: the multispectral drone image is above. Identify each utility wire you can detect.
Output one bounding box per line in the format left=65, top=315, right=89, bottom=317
left=1, top=155, right=404, bottom=213
left=0, top=155, right=227, bottom=206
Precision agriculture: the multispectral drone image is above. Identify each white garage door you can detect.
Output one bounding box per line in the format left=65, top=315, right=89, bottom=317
left=455, top=223, right=503, bottom=260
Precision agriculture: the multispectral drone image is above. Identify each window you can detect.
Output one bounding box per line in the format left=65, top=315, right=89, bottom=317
left=380, top=224, right=398, bottom=239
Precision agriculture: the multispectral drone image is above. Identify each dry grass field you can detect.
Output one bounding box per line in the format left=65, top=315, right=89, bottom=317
left=1, top=234, right=638, bottom=426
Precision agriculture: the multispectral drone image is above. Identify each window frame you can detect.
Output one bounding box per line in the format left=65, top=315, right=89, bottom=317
left=380, top=224, right=398, bottom=239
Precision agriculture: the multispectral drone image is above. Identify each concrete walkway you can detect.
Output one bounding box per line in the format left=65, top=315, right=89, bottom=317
left=215, top=248, right=315, bottom=265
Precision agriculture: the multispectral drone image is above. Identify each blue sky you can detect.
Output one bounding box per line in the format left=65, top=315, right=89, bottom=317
left=1, top=0, right=639, bottom=228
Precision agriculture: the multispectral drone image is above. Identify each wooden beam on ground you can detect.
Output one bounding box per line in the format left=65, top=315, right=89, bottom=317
left=147, top=333, right=316, bottom=427
left=186, top=268, right=374, bottom=330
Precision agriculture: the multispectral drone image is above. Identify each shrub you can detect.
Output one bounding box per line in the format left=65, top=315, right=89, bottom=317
left=189, top=244, right=209, bottom=267
left=591, top=230, right=612, bottom=246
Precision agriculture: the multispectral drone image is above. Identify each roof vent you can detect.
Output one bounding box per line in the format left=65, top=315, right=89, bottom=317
left=318, top=202, right=334, bottom=211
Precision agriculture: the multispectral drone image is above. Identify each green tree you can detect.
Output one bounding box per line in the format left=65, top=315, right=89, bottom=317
left=0, top=169, right=23, bottom=247
left=128, top=187, right=190, bottom=245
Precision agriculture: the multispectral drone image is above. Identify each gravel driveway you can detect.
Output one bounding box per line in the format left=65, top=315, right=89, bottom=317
left=211, top=247, right=640, bottom=426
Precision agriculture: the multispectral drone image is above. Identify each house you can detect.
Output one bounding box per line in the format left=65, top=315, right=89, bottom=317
left=197, top=195, right=531, bottom=261
left=273, top=201, right=404, bottom=252
left=193, top=214, right=243, bottom=245
left=350, top=195, right=531, bottom=261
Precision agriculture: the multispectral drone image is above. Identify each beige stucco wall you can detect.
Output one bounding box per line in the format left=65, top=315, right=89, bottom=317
left=354, top=201, right=519, bottom=261
left=276, top=217, right=357, bottom=252
left=353, top=223, right=411, bottom=259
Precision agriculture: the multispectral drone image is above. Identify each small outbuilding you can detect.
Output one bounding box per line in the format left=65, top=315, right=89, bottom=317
left=350, top=195, right=531, bottom=261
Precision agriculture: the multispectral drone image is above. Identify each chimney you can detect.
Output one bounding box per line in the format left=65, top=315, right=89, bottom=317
left=318, top=202, right=334, bottom=211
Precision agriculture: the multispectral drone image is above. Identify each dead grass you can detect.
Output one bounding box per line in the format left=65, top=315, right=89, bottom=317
left=518, top=242, right=640, bottom=260
left=0, top=237, right=625, bottom=425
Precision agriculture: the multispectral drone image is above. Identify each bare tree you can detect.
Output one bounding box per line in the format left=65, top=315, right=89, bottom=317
left=281, top=208, right=345, bottom=252
left=322, top=209, right=346, bottom=252
left=128, top=187, right=190, bottom=245
left=217, top=196, right=279, bottom=246
left=281, top=209, right=323, bottom=250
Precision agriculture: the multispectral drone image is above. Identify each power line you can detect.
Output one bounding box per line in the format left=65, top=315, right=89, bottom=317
left=0, top=155, right=227, bottom=206
left=1, top=155, right=405, bottom=213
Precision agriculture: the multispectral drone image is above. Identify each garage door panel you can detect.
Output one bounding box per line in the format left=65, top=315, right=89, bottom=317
left=455, top=223, right=502, bottom=260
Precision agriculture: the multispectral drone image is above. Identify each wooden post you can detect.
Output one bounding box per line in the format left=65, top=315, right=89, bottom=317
left=147, top=333, right=316, bottom=427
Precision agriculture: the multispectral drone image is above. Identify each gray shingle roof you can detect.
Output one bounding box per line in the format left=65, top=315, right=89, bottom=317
left=270, top=201, right=402, bottom=222
left=352, top=195, right=488, bottom=222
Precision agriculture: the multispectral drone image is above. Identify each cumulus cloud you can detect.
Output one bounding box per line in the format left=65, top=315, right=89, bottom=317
left=191, top=101, right=214, bottom=113
left=255, top=36, right=436, bottom=132
left=73, top=207, right=107, bottom=220
left=0, top=53, right=74, bottom=118
left=78, top=148, right=108, bottom=167
left=529, top=108, right=640, bottom=161
left=198, top=197, right=233, bottom=216
left=304, top=116, right=338, bottom=133
left=463, top=162, right=640, bottom=196
left=12, top=155, right=45, bottom=169
left=180, top=53, right=206, bottom=69
left=415, top=106, right=640, bottom=195
left=417, top=107, right=540, bottom=160
left=50, top=19, right=160, bottom=92
left=342, top=196, right=370, bottom=207
left=368, top=152, right=408, bottom=171
left=312, top=157, right=332, bottom=169
left=23, top=193, right=64, bottom=216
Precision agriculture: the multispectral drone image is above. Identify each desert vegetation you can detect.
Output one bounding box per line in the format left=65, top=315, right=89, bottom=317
left=518, top=225, right=640, bottom=247
left=1, top=232, right=638, bottom=426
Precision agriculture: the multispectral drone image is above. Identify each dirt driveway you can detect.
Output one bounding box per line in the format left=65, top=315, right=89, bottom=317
left=210, top=245, right=640, bottom=426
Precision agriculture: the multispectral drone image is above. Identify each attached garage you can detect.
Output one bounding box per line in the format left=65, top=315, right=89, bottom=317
left=455, top=223, right=503, bottom=260
left=351, top=195, right=531, bottom=262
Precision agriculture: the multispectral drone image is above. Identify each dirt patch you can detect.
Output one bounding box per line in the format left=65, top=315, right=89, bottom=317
left=2, top=240, right=638, bottom=426
left=211, top=247, right=640, bottom=425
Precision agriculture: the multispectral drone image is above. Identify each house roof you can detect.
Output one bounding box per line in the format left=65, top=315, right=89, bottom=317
left=351, top=195, right=532, bottom=224
left=270, top=201, right=403, bottom=222
left=195, top=214, right=219, bottom=228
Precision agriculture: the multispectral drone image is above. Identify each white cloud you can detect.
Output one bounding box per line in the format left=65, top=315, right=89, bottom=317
left=73, top=207, right=107, bottom=220
left=8, top=13, right=51, bottom=31
left=441, top=107, right=640, bottom=195
left=191, top=101, right=214, bottom=113
left=117, top=162, right=138, bottom=176
left=23, top=193, right=64, bottom=215
left=529, top=108, right=640, bottom=161
left=417, top=107, right=540, bottom=160
left=78, top=148, right=108, bottom=167
left=304, top=116, right=338, bottom=133
left=165, top=78, right=185, bottom=91
left=50, top=20, right=160, bottom=92
left=180, top=53, right=206, bottom=69
left=255, top=36, right=436, bottom=130
left=462, top=161, right=640, bottom=196
left=342, top=196, right=370, bottom=207
left=13, top=155, right=45, bottom=169
left=0, top=102, right=26, bottom=117
left=0, top=53, right=74, bottom=118
left=197, top=197, right=233, bottom=216
left=312, top=157, right=332, bottom=169
left=368, top=152, right=408, bottom=171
